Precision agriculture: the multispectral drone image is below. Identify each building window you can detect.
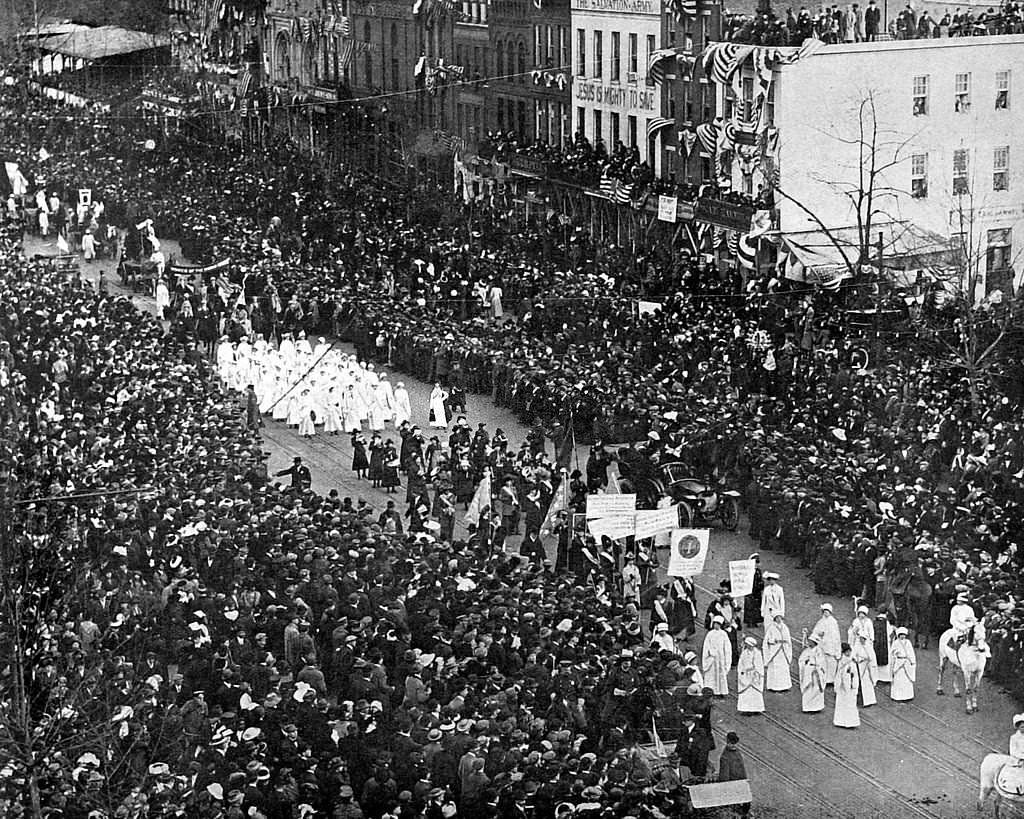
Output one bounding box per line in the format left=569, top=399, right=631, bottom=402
left=594, top=110, right=602, bottom=145
left=577, top=106, right=585, bottom=138
left=547, top=25, right=554, bottom=65
left=953, top=148, right=969, bottom=195
left=765, top=83, right=775, bottom=126
left=911, top=153, right=928, bottom=198
left=955, top=72, right=971, bottom=112
left=611, top=112, right=620, bottom=146
left=363, top=21, right=372, bottom=86
left=577, top=29, right=585, bottom=77
left=628, top=114, right=637, bottom=147
left=996, top=70, right=1010, bottom=109
left=275, top=32, right=291, bottom=80
left=912, top=75, right=928, bottom=116
left=628, top=33, right=637, bottom=77
left=390, top=24, right=399, bottom=90
left=517, top=41, right=526, bottom=82
left=534, top=26, right=541, bottom=67
left=593, top=31, right=602, bottom=78
left=497, top=99, right=505, bottom=131
left=496, top=40, right=504, bottom=77
left=987, top=229, right=1012, bottom=270
left=518, top=100, right=526, bottom=139
left=611, top=32, right=620, bottom=82
left=993, top=146, right=1009, bottom=191
left=741, top=76, right=754, bottom=122
left=645, top=34, right=655, bottom=85
left=559, top=27, right=569, bottom=70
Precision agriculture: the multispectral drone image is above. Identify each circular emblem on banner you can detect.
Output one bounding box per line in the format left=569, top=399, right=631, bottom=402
left=676, top=534, right=701, bottom=558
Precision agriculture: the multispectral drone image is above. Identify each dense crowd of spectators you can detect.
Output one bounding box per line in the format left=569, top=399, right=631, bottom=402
left=1, top=84, right=1024, bottom=818
left=726, top=0, right=1024, bottom=45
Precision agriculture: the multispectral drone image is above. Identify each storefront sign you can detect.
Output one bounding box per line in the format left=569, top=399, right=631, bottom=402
left=509, top=154, right=550, bottom=177
left=695, top=196, right=755, bottom=232
left=571, top=0, right=656, bottom=12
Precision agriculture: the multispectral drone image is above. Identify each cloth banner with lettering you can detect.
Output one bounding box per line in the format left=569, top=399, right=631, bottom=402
left=667, top=528, right=710, bottom=577
left=729, top=559, right=757, bottom=596
left=168, top=258, right=231, bottom=276
left=587, top=515, right=635, bottom=541
left=657, top=195, right=678, bottom=223
left=585, top=493, right=636, bottom=519
left=634, top=505, right=680, bottom=540
left=637, top=300, right=662, bottom=317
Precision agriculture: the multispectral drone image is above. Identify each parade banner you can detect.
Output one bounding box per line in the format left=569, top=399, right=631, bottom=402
left=585, top=493, right=636, bottom=519
left=667, top=528, right=710, bottom=577
left=587, top=515, right=635, bottom=541
left=634, top=505, right=679, bottom=540
left=729, top=559, right=757, bottom=597
left=657, top=194, right=678, bottom=223
left=168, top=258, right=231, bottom=276
left=637, top=300, right=663, bottom=317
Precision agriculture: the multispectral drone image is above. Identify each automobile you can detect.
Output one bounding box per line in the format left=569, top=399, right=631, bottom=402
left=619, top=460, right=740, bottom=531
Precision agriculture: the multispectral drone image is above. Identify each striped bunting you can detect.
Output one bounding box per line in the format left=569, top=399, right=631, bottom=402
left=646, top=117, right=673, bottom=141
left=648, top=48, right=678, bottom=85
left=701, top=42, right=755, bottom=87
left=668, top=0, right=698, bottom=20
left=737, top=233, right=758, bottom=269
left=695, top=121, right=718, bottom=154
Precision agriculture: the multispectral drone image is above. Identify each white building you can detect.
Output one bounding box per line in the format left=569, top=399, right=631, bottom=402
left=732, top=35, right=1024, bottom=296
left=569, top=0, right=666, bottom=168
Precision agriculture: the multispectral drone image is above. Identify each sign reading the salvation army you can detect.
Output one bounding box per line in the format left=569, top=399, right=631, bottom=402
left=667, top=528, right=710, bottom=577
left=729, top=559, right=757, bottom=597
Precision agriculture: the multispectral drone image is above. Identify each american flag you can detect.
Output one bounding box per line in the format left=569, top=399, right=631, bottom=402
left=615, top=181, right=632, bottom=205
left=339, top=39, right=355, bottom=69
left=668, top=0, right=697, bottom=19
left=647, top=48, right=678, bottom=85
left=646, top=116, right=673, bottom=141
left=600, top=174, right=616, bottom=199
left=702, top=42, right=755, bottom=87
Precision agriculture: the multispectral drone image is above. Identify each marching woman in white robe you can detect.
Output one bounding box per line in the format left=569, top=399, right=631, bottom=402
left=278, top=333, right=296, bottom=367
left=701, top=616, right=732, bottom=696
left=737, top=637, right=766, bottom=714
left=763, top=614, right=793, bottom=692
left=378, top=374, right=396, bottom=422
left=341, top=385, right=363, bottom=434
left=215, top=338, right=234, bottom=385
left=322, top=386, right=343, bottom=435
left=848, top=607, right=877, bottom=706
left=799, top=633, right=826, bottom=713
left=285, top=389, right=304, bottom=428
left=833, top=644, right=861, bottom=728
left=428, top=383, right=449, bottom=429
left=811, top=603, right=842, bottom=685
left=297, top=390, right=317, bottom=438
left=367, top=383, right=387, bottom=432
left=155, top=278, right=171, bottom=320
left=888, top=628, right=917, bottom=702
left=393, top=382, right=412, bottom=427
left=272, top=381, right=292, bottom=422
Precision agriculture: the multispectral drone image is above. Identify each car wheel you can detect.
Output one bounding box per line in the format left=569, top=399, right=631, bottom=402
left=721, top=497, right=739, bottom=531
left=678, top=501, right=694, bottom=528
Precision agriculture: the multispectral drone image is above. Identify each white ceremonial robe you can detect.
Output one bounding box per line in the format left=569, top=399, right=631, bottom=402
left=285, top=393, right=304, bottom=427
left=851, top=641, right=877, bottom=706
left=889, top=639, right=916, bottom=701
left=341, top=391, right=363, bottom=433
left=378, top=379, right=396, bottom=420
left=297, top=396, right=317, bottom=437
left=798, top=646, right=826, bottom=712
left=833, top=658, right=860, bottom=728
left=367, top=387, right=388, bottom=431
left=393, top=388, right=412, bottom=427
left=736, top=648, right=766, bottom=713
left=761, top=584, right=786, bottom=621
left=701, top=629, right=732, bottom=696
left=216, top=341, right=234, bottom=382
left=811, top=614, right=842, bottom=685
left=763, top=622, right=793, bottom=692
left=428, top=387, right=448, bottom=428
left=322, top=389, right=343, bottom=433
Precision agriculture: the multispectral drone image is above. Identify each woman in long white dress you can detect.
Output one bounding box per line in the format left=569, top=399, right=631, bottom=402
left=297, top=390, right=317, bottom=438
left=322, top=385, right=343, bottom=435
left=799, top=634, right=826, bottom=713
left=393, top=382, right=412, bottom=427
left=155, top=278, right=171, bottom=320
left=215, top=338, right=234, bottom=385
left=889, top=628, right=917, bottom=702
left=736, top=637, right=766, bottom=714
left=701, top=616, right=732, bottom=696
left=428, top=383, right=449, bottom=429
left=367, top=384, right=387, bottom=432
left=833, top=644, right=861, bottom=728
left=763, top=614, right=793, bottom=692
left=849, top=610, right=877, bottom=707
left=341, top=385, right=363, bottom=434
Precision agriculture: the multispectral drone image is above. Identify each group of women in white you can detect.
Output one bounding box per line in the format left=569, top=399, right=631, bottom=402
left=699, top=598, right=917, bottom=728
left=214, top=333, right=415, bottom=434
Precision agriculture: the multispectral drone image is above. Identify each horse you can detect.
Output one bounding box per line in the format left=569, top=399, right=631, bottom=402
left=879, top=570, right=934, bottom=648
left=978, top=753, right=1024, bottom=818
left=937, top=626, right=989, bottom=713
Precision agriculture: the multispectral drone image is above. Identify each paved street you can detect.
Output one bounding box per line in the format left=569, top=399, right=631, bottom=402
left=28, top=233, right=1022, bottom=819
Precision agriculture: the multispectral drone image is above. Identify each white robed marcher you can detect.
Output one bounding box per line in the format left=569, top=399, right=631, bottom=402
left=701, top=616, right=732, bottom=696
left=81, top=230, right=96, bottom=260
left=428, top=384, right=449, bottom=428
left=297, top=390, right=318, bottom=437
left=889, top=628, right=917, bottom=701
left=285, top=389, right=304, bottom=427
left=295, top=332, right=312, bottom=356
left=312, top=336, right=332, bottom=360
left=488, top=282, right=504, bottom=320
left=811, top=603, right=842, bottom=685
left=215, top=339, right=234, bottom=384
left=760, top=573, right=785, bottom=621
left=377, top=373, right=396, bottom=422
left=833, top=651, right=861, bottom=728
left=736, top=638, right=766, bottom=714
left=341, top=386, right=363, bottom=433
left=848, top=607, right=877, bottom=706
left=278, top=334, right=296, bottom=367
left=393, top=382, right=412, bottom=427
left=272, top=381, right=292, bottom=421
left=367, top=383, right=388, bottom=432
left=763, top=615, right=793, bottom=692
left=155, top=278, right=171, bottom=318
left=322, top=386, right=343, bottom=434
left=798, top=634, right=826, bottom=712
